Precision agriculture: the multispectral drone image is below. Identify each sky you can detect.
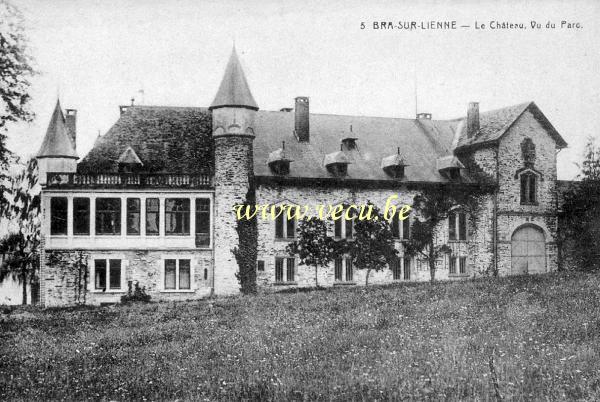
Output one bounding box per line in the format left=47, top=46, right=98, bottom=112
left=6, top=0, right=600, bottom=179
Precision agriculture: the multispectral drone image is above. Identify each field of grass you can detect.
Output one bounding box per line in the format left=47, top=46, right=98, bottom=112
left=1, top=272, right=600, bottom=400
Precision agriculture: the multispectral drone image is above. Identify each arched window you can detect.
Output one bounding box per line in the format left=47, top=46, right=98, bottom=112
left=520, top=173, right=537, bottom=204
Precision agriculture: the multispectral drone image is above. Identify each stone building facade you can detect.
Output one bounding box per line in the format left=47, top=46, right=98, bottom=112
left=36, top=47, right=568, bottom=306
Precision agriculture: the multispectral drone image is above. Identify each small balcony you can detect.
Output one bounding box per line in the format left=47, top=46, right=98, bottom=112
left=45, top=172, right=213, bottom=189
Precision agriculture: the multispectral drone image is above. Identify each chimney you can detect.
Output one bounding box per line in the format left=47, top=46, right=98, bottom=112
left=294, top=97, right=309, bottom=142
left=467, top=102, right=479, bottom=138
left=65, top=109, right=77, bottom=150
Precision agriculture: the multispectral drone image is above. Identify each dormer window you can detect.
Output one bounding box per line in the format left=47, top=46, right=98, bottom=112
left=117, top=146, right=143, bottom=173
left=382, top=149, right=408, bottom=179
left=267, top=143, right=293, bottom=176
left=437, top=155, right=464, bottom=181
left=324, top=150, right=350, bottom=177
left=341, top=137, right=358, bottom=150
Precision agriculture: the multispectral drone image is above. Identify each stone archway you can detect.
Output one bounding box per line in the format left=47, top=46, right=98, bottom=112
left=511, top=224, right=546, bottom=275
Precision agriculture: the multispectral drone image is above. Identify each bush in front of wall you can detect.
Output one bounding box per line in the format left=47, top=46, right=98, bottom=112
left=120, top=281, right=151, bottom=304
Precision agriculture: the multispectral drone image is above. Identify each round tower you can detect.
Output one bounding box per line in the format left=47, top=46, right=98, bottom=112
left=209, top=47, right=259, bottom=295
left=36, top=99, right=78, bottom=185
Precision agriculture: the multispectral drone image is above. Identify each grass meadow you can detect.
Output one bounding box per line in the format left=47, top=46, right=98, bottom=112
left=1, top=272, right=599, bottom=400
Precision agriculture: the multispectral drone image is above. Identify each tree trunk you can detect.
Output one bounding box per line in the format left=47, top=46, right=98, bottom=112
left=366, top=269, right=371, bottom=286
left=429, top=240, right=436, bottom=283
left=314, top=265, right=319, bottom=287
left=21, top=270, right=27, bottom=305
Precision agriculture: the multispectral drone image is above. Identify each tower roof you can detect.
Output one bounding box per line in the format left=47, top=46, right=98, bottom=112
left=209, top=47, right=259, bottom=111
left=37, top=99, right=78, bottom=159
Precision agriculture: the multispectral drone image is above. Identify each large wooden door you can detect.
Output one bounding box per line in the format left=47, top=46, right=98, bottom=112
left=511, top=225, right=546, bottom=274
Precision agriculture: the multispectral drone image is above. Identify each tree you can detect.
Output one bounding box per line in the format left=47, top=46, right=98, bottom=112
left=348, top=203, right=397, bottom=286
left=287, top=217, right=336, bottom=287
left=559, top=137, right=600, bottom=271
left=0, top=158, right=41, bottom=304
left=403, top=184, right=488, bottom=282
left=0, top=0, right=37, bottom=166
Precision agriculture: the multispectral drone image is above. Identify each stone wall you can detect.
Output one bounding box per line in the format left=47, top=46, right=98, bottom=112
left=41, top=249, right=213, bottom=307
left=254, top=184, right=494, bottom=289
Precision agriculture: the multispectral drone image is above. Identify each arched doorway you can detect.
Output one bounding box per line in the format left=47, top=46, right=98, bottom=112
left=511, top=225, right=546, bottom=274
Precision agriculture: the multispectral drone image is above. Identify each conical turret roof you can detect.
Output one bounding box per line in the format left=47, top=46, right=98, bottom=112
left=37, top=99, right=78, bottom=159
left=209, top=47, right=258, bottom=111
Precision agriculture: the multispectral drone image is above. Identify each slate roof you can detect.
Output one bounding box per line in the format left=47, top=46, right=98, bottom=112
left=455, top=101, right=567, bottom=149
left=77, top=106, right=212, bottom=174
left=209, top=47, right=258, bottom=111
left=77, top=102, right=566, bottom=183
left=37, top=99, right=78, bottom=159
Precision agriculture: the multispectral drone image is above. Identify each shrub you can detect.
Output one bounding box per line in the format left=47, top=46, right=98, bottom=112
left=120, top=281, right=151, bottom=304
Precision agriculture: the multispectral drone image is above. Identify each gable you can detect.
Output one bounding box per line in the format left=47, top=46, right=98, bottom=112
left=455, top=102, right=567, bottom=151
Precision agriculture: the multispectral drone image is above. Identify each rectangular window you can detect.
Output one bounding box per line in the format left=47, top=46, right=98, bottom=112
left=391, top=213, right=400, bottom=238
left=275, top=210, right=295, bottom=239
left=94, top=259, right=106, bottom=290
left=275, top=213, right=284, bottom=239
left=334, top=218, right=342, bottom=238
left=286, top=215, right=296, bottom=239
left=96, top=198, right=121, bottom=235
left=449, top=212, right=467, bottom=241
left=164, top=259, right=191, bottom=290
left=257, top=260, right=265, bottom=272
left=73, top=197, right=90, bottom=235
left=334, top=258, right=343, bottom=281
left=275, top=257, right=284, bottom=282
left=392, top=258, right=401, bottom=280
left=402, top=217, right=410, bottom=240
left=345, top=258, right=353, bottom=281
left=520, top=174, right=537, bottom=204
left=458, top=213, right=467, bottom=241
left=126, top=198, right=140, bottom=235
left=459, top=256, right=467, bottom=274
left=146, top=198, right=160, bottom=236
left=286, top=258, right=295, bottom=282
left=195, top=198, right=210, bottom=246
left=403, top=257, right=411, bottom=280
left=345, top=217, right=354, bottom=239
left=165, top=198, right=190, bottom=235
left=109, top=259, right=121, bottom=289
left=164, top=259, right=176, bottom=289
left=179, top=259, right=191, bottom=290
left=50, top=197, right=68, bottom=235
left=449, top=256, right=457, bottom=274
left=448, top=212, right=456, bottom=240
left=529, top=176, right=536, bottom=203
left=94, top=259, right=122, bottom=290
